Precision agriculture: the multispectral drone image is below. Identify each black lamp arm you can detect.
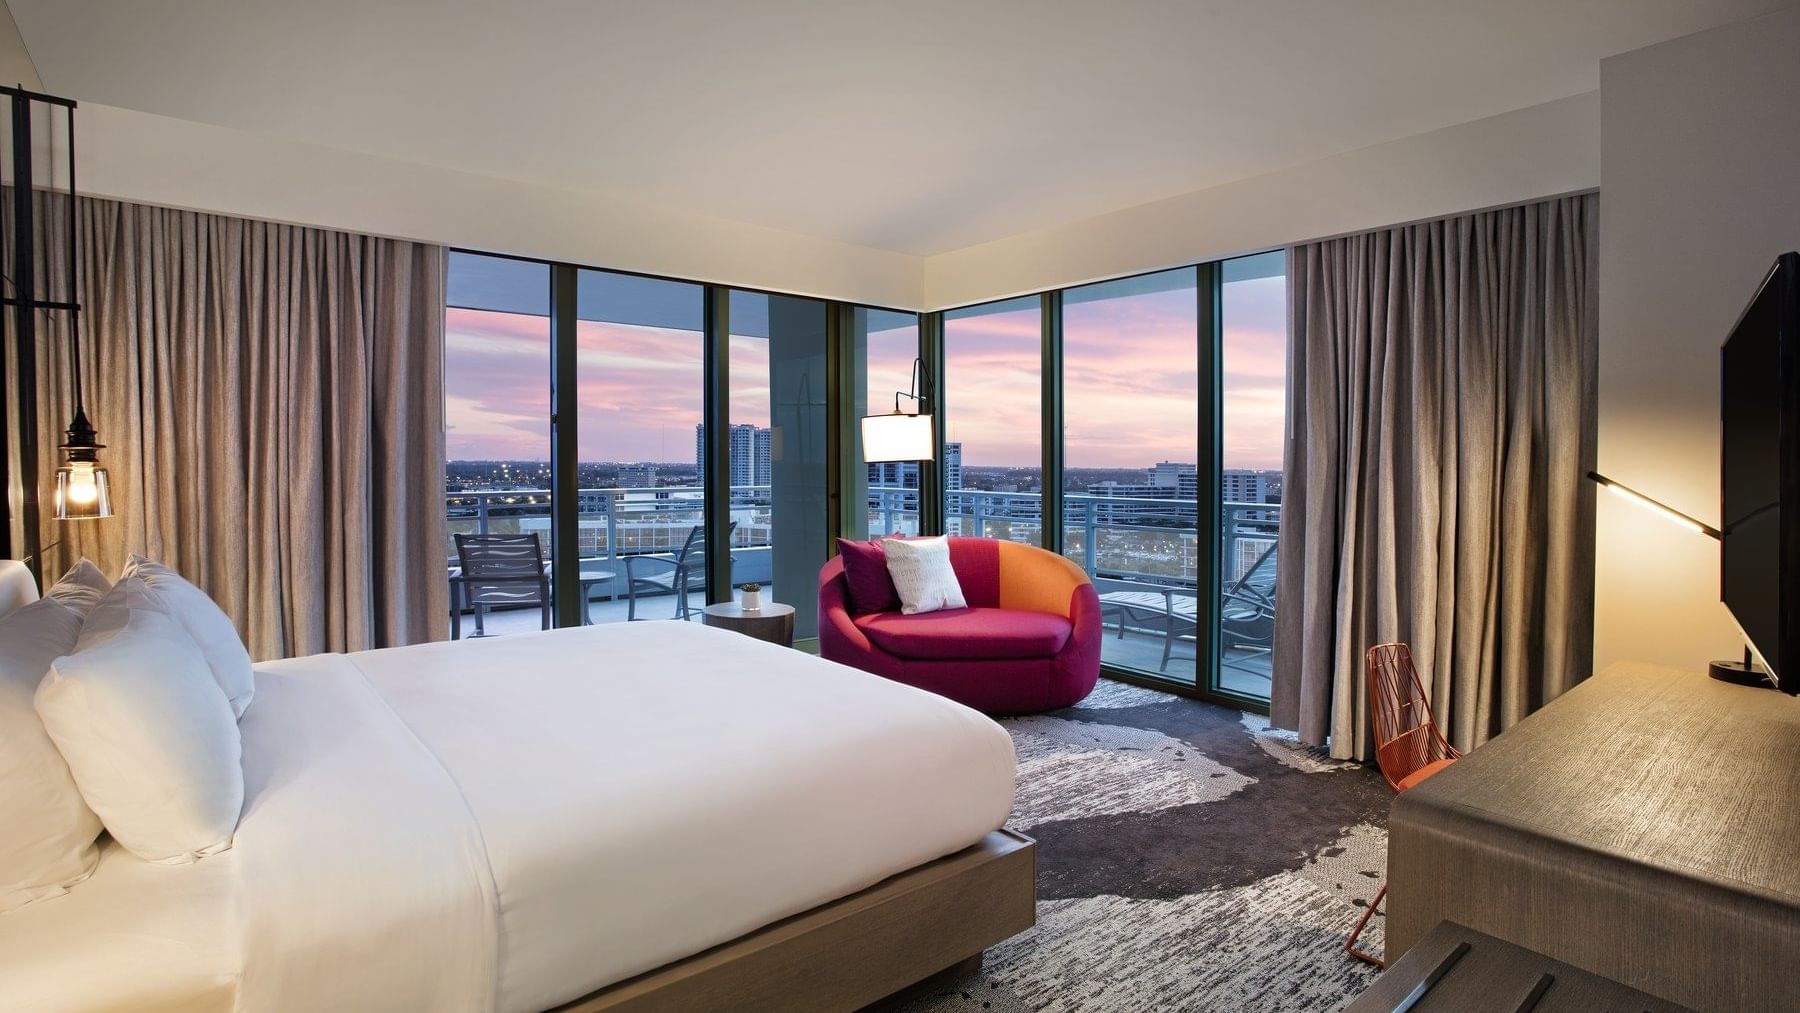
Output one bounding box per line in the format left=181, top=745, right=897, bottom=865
left=1586, top=471, right=1724, bottom=540
left=889, top=357, right=933, bottom=414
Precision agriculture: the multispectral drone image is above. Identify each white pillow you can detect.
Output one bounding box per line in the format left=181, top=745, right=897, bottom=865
left=42, top=557, right=111, bottom=618
left=37, top=583, right=244, bottom=864
left=0, top=597, right=103, bottom=911
left=882, top=536, right=968, bottom=615
left=108, top=555, right=254, bottom=718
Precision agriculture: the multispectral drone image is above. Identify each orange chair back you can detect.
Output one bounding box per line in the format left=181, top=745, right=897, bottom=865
left=1366, top=643, right=1461, bottom=793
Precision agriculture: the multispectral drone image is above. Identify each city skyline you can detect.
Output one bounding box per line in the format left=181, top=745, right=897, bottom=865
left=445, top=276, right=1286, bottom=470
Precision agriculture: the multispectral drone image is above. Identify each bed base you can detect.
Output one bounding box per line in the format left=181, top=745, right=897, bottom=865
left=552, top=830, right=1036, bottom=1013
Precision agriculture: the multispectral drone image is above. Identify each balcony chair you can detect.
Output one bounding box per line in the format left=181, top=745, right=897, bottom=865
left=819, top=536, right=1102, bottom=714
left=1095, top=586, right=1198, bottom=671
left=1347, top=642, right=1463, bottom=968
left=625, top=521, right=734, bottom=621
left=453, top=533, right=550, bottom=638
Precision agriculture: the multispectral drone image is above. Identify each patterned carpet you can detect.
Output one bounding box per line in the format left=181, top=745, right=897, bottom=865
left=899, top=679, right=1391, bottom=1013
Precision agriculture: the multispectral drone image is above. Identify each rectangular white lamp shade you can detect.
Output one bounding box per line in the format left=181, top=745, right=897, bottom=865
left=861, top=413, right=934, bottom=462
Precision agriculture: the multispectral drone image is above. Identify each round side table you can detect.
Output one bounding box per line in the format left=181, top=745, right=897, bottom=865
left=701, top=601, right=796, bottom=648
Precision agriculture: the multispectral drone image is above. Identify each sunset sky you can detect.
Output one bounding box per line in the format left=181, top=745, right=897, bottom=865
left=444, top=265, right=1286, bottom=472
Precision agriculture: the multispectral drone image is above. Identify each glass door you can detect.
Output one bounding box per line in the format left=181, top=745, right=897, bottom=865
left=1213, top=251, right=1287, bottom=702
left=942, top=296, right=1044, bottom=545
left=443, top=253, right=554, bottom=637
left=572, top=268, right=707, bottom=625
left=1062, top=268, right=1201, bottom=684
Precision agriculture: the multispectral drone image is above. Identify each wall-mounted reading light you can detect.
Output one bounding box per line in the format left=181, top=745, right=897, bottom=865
left=1587, top=471, right=1720, bottom=540
left=861, top=358, right=935, bottom=463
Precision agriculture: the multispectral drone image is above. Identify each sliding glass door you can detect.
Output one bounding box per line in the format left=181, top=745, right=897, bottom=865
left=444, top=253, right=555, bottom=635
left=572, top=269, right=708, bottom=624
left=1062, top=269, right=1201, bottom=684
left=1216, top=252, right=1287, bottom=700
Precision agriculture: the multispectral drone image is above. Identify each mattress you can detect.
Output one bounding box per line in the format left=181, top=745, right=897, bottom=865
left=0, top=621, right=1017, bottom=1012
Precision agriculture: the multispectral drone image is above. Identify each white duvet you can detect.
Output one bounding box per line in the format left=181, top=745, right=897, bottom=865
left=0, top=621, right=1017, bottom=1013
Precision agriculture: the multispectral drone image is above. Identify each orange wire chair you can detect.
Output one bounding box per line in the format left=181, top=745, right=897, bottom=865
left=1347, top=642, right=1463, bottom=968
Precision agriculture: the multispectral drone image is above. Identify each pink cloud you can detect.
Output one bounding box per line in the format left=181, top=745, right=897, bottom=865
left=447, top=277, right=1288, bottom=474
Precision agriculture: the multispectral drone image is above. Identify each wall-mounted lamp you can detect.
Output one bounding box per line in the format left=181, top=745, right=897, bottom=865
left=1586, top=470, right=1772, bottom=687
left=1587, top=471, right=1720, bottom=540
left=861, top=358, right=935, bottom=462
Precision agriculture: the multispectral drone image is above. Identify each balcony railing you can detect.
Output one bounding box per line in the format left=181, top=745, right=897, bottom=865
left=446, top=483, right=1277, bottom=615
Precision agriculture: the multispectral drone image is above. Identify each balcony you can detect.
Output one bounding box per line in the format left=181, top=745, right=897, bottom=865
left=444, top=485, right=1276, bottom=701
left=940, top=489, right=1276, bottom=700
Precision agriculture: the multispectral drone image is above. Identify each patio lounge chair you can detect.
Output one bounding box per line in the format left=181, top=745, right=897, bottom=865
left=625, top=521, right=734, bottom=620
left=1095, top=544, right=1276, bottom=671
left=1095, top=587, right=1198, bottom=671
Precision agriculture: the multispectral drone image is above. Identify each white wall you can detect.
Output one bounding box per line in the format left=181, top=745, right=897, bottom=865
left=0, top=0, right=38, bottom=91
left=1595, top=3, right=1800, bottom=676
left=68, top=102, right=925, bottom=310
left=923, top=93, right=1600, bottom=308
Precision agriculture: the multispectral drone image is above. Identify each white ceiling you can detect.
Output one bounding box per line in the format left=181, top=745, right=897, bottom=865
left=9, top=0, right=1788, bottom=257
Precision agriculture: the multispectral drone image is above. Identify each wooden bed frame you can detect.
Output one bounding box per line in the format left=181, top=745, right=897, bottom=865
left=553, top=830, right=1036, bottom=1012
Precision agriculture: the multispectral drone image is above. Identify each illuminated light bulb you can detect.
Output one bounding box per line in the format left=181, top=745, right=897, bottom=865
left=65, top=462, right=99, bottom=505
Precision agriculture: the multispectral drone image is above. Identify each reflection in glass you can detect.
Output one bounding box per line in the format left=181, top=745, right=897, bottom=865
left=730, top=291, right=830, bottom=639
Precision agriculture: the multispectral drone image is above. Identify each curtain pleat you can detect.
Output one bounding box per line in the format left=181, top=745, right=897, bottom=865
left=23, top=191, right=447, bottom=660
left=1271, top=194, right=1598, bottom=760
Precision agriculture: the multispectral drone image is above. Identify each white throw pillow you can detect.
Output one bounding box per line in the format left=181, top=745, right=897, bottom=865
left=109, top=555, right=254, bottom=718
left=37, top=583, right=244, bottom=864
left=0, top=597, right=103, bottom=911
left=882, top=536, right=967, bottom=615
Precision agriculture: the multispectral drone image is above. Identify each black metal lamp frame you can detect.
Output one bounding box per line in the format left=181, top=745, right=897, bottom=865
left=0, top=85, right=82, bottom=585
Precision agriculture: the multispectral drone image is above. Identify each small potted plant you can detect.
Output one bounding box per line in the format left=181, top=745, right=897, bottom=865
left=739, top=582, right=763, bottom=612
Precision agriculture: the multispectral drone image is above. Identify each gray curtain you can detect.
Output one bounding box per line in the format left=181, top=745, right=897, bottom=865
left=1270, top=194, right=1598, bottom=760
left=24, top=191, right=448, bottom=660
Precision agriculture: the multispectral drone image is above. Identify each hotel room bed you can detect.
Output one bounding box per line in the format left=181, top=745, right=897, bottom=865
left=0, top=620, right=1021, bottom=1012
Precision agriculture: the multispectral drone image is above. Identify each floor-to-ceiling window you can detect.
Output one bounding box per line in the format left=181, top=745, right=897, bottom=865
left=1215, top=251, right=1287, bottom=701
left=728, top=290, right=830, bottom=639
left=934, top=253, right=1288, bottom=706
left=1061, top=269, right=1201, bottom=683
left=574, top=269, right=707, bottom=623
left=943, top=296, right=1043, bottom=545
left=444, top=253, right=553, bottom=635
left=851, top=308, right=922, bottom=538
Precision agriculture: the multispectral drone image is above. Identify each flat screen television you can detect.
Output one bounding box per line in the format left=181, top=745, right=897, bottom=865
left=1720, top=251, right=1800, bottom=693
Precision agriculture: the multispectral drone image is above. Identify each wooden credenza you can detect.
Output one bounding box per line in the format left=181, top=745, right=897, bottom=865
left=1388, top=661, right=1800, bottom=1013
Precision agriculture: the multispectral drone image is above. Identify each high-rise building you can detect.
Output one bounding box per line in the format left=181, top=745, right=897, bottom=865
left=1220, top=469, right=1280, bottom=504
left=695, top=423, right=774, bottom=490
left=616, top=463, right=658, bottom=488
left=753, top=427, right=772, bottom=487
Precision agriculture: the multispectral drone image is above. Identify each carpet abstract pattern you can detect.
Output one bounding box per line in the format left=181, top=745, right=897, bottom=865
left=903, top=680, right=1391, bottom=1012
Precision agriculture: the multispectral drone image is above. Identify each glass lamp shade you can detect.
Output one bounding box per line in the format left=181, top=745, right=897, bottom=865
left=54, top=461, right=112, bottom=520
left=861, top=412, right=935, bottom=462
